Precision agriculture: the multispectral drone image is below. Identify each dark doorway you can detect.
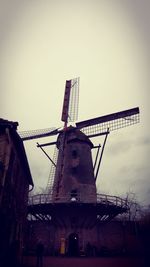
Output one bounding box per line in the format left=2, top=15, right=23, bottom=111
left=68, top=233, right=79, bottom=256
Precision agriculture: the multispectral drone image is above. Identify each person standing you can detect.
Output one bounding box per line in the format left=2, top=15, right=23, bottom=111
left=36, top=241, right=44, bottom=267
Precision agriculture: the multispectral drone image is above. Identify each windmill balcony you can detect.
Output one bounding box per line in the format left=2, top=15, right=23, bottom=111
left=28, top=193, right=128, bottom=210
left=27, top=193, right=128, bottom=223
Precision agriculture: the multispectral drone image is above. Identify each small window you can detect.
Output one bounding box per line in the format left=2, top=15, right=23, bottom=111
left=71, top=167, right=77, bottom=175
left=0, top=161, right=4, bottom=170
left=70, top=190, right=78, bottom=202
left=0, top=161, right=4, bottom=175
left=71, top=189, right=77, bottom=198
left=72, top=150, right=78, bottom=159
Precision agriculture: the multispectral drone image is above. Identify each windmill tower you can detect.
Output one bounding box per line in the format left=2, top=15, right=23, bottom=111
left=19, top=78, right=140, bottom=256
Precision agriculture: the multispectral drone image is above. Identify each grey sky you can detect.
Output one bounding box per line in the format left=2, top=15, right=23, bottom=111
left=0, top=0, right=149, bottom=206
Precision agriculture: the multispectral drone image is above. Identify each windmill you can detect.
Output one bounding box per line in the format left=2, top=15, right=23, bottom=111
left=20, top=78, right=140, bottom=256
left=19, top=77, right=140, bottom=204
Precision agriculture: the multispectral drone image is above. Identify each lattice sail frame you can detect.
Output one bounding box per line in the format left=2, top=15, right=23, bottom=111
left=46, top=146, right=58, bottom=194
left=76, top=107, right=140, bottom=136
left=19, top=128, right=58, bottom=141
left=68, top=77, right=79, bottom=122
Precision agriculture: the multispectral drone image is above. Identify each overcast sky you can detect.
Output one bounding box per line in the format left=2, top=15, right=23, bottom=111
left=0, top=0, right=149, bottom=206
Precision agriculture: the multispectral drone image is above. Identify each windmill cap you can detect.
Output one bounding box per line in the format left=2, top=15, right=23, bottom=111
left=57, top=126, right=93, bottom=148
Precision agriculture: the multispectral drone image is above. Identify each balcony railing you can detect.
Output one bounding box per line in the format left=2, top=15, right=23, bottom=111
left=28, top=193, right=128, bottom=209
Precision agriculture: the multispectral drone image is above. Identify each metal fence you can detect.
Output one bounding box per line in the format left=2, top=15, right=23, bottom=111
left=28, top=193, right=128, bottom=209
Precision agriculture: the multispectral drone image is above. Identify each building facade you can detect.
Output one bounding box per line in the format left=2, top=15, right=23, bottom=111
left=26, top=216, right=143, bottom=257
left=0, top=119, right=33, bottom=266
left=26, top=192, right=130, bottom=257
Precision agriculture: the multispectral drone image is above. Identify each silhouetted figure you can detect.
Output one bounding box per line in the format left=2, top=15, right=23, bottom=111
left=68, top=233, right=79, bottom=256
left=85, top=242, right=92, bottom=257
left=36, top=241, right=44, bottom=267
left=7, top=240, right=20, bottom=267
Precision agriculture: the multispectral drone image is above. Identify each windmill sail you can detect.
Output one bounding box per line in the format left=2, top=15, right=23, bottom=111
left=61, top=77, right=79, bottom=124
left=76, top=107, right=140, bottom=137
left=68, top=77, right=79, bottom=122
left=19, top=128, right=59, bottom=141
